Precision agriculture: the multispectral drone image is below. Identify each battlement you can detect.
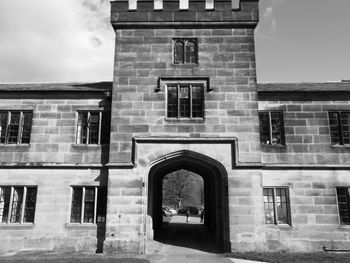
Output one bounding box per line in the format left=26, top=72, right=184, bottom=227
left=110, top=0, right=259, bottom=29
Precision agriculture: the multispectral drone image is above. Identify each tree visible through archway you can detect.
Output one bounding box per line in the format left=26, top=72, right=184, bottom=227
left=162, top=169, right=204, bottom=212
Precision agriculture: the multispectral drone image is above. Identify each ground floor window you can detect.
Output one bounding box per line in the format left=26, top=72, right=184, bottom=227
left=0, top=186, right=37, bottom=224
left=263, top=187, right=291, bottom=225
left=70, top=186, right=107, bottom=224
left=336, top=187, right=350, bottom=225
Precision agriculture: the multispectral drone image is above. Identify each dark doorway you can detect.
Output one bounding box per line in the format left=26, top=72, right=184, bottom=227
left=147, top=150, right=230, bottom=253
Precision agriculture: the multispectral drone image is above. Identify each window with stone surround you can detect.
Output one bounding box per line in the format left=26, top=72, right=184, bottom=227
left=336, top=187, right=350, bottom=225
left=259, top=111, right=285, bottom=146
left=328, top=111, right=350, bottom=145
left=70, top=186, right=107, bottom=224
left=173, top=39, right=198, bottom=64
left=167, top=83, right=204, bottom=119
left=0, top=111, right=33, bottom=144
left=76, top=111, right=102, bottom=144
left=263, top=187, right=291, bottom=225
left=0, top=186, right=37, bottom=224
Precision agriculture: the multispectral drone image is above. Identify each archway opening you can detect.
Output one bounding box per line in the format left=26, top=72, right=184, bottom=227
left=147, top=151, right=230, bottom=253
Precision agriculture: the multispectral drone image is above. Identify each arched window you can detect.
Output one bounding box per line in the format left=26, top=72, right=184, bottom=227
left=173, top=39, right=197, bottom=64
left=174, top=40, right=184, bottom=64
left=185, top=40, right=197, bottom=64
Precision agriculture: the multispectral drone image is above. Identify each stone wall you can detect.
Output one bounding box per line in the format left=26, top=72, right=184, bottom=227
left=109, top=27, right=261, bottom=164
left=258, top=91, right=350, bottom=164
left=0, top=168, right=106, bottom=253
left=0, top=91, right=110, bottom=165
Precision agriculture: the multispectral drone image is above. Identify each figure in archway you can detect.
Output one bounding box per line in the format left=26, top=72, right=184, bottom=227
left=186, top=208, right=190, bottom=223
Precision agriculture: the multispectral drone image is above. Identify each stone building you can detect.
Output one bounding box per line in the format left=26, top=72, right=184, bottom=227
left=1, top=0, right=350, bottom=254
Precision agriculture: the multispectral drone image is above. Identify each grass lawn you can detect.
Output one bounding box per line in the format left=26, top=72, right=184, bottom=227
left=0, top=254, right=150, bottom=263
left=228, top=252, right=350, bottom=263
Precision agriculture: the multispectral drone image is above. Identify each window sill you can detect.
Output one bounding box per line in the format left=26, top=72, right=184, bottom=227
left=72, top=144, right=102, bottom=147
left=339, top=224, right=350, bottom=229
left=0, top=223, right=34, bottom=229
left=266, top=224, right=292, bottom=230
left=331, top=144, right=350, bottom=148
left=165, top=118, right=205, bottom=123
left=65, top=223, right=99, bottom=229
left=261, top=144, right=286, bottom=148
left=170, top=63, right=199, bottom=68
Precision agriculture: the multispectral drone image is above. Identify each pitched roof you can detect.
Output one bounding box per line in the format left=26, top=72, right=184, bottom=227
left=257, top=81, right=350, bottom=93
left=0, top=82, right=112, bottom=92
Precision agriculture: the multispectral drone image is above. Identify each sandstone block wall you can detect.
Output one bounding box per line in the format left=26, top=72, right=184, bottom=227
left=260, top=169, right=350, bottom=252
left=0, top=91, right=110, bottom=165
left=0, top=169, right=107, bottom=253
left=110, top=27, right=261, bottom=164
left=258, top=91, right=350, bottom=164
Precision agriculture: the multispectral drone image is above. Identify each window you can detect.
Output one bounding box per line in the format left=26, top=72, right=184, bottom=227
left=70, top=186, right=107, bottom=224
left=328, top=112, right=350, bottom=145
left=77, top=111, right=102, bottom=144
left=336, top=188, right=350, bottom=225
left=167, top=83, right=204, bottom=118
left=173, top=39, right=198, bottom=64
left=259, top=111, right=285, bottom=145
left=263, top=187, right=291, bottom=225
left=0, top=111, right=33, bottom=144
left=0, top=186, right=37, bottom=224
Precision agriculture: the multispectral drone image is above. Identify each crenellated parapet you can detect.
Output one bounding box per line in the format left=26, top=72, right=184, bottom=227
left=110, top=0, right=259, bottom=29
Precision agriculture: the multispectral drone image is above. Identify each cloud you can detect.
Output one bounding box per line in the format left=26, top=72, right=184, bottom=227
left=0, top=0, right=114, bottom=83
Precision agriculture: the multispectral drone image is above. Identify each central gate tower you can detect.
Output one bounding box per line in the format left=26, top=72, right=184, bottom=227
left=105, top=0, right=261, bottom=253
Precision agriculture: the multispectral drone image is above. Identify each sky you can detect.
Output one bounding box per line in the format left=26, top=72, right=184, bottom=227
left=0, top=0, right=349, bottom=84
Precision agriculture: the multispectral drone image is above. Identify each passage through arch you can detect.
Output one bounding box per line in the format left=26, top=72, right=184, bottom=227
left=146, top=150, right=230, bottom=252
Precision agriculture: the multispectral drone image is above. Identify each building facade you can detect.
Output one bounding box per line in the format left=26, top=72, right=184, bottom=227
left=1, top=0, right=350, bottom=254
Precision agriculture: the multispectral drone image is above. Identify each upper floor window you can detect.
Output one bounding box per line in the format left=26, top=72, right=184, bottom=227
left=167, top=83, right=204, bottom=119
left=328, top=111, right=350, bottom=145
left=77, top=111, right=102, bottom=145
left=0, top=111, right=33, bottom=144
left=336, top=187, right=350, bottom=225
left=259, top=111, right=285, bottom=146
left=173, top=39, right=198, bottom=64
left=70, top=186, right=107, bottom=224
left=0, top=186, right=37, bottom=224
left=263, top=187, right=291, bottom=225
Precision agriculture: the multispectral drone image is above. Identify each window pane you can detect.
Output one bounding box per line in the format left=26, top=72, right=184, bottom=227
left=7, top=112, right=20, bottom=144
left=100, top=111, right=110, bottom=145
left=174, top=41, right=184, bottom=64
left=0, top=112, right=8, bottom=144
left=167, top=86, right=178, bottom=118
left=276, top=188, right=289, bottom=224
left=263, top=188, right=275, bottom=224
left=0, top=187, right=11, bottom=223
left=88, top=112, right=100, bottom=144
left=97, top=188, right=107, bottom=223
left=337, top=188, right=350, bottom=225
left=341, top=112, right=350, bottom=145
left=71, top=188, right=82, bottom=223
left=10, top=187, right=24, bottom=223
left=24, top=187, right=37, bottom=223
left=270, top=112, right=283, bottom=145
left=185, top=41, right=197, bottom=63
left=259, top=112, right=270, bottom=144
left=329, top=112, right=341, bottom=145
left=84, top=188, right=95, bottom=223
left=21, top=112, right=33, bottom=144
left=191, top=86, right=203, bottom=118
left=77, top=112, right=88, bottom=144
left=179, top=86, right=190, bottom=118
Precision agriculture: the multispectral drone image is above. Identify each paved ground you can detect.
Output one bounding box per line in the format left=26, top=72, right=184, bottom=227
left=0, top=215, right=257, bottom=263
left=148, top=215, right=233, bottom=263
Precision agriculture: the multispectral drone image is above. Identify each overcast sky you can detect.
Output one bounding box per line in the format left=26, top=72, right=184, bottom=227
left=0, top=0, right=349, bottom=84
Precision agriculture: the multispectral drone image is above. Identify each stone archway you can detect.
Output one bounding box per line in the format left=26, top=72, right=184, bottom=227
left=146, top=150, right=230, bottom=252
